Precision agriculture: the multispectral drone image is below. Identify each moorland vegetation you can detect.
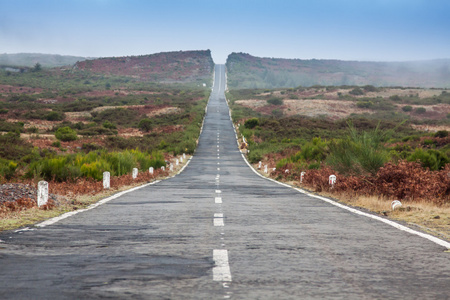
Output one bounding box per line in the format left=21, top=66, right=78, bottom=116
left=0, top=51, right=214, bottom=224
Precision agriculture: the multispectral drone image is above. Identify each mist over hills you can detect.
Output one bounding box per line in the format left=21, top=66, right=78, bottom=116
left=2, top=51, right=449, bottom=88
left=226, top=53, right=450, bottom=89
left=0, top=53, right=88, bottom=68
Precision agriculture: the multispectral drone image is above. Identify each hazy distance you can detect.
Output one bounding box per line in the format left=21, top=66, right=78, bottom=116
left=1, top=0, right=449, bottom=64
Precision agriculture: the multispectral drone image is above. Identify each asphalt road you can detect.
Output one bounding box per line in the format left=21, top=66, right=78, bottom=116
left=0, top=65, right=449, bottom=299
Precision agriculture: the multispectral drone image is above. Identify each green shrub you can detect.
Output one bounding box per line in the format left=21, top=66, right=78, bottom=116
left=356, top=101, right=373, bottom=108
left=267, top=97, right=283, bottom=105
left=415, top=107, right=426, bottom=114
left=78, top=126, right=117, bottom=136
left=308, top=162, right=321, bottom=169
left=80, top=160, right=111, bottom=180
left=390, top=95, right=402, bottom=101
left=27, top=126, right=39, bottom=133
left=299, top=137, right=328, bottom=162
left=349, top=87, right=364, bottom=95
left=55, top=127, right=77, bottom=141
left=363, top=85, right=377, bottom=92
left=248, top=149, right=263, bottom=164
left=138, top=119, right=153, bottom=132
left=103, top=121, right=117, bottom=129
left=92, top=108, right=139, bottom=126
left=435, top=130, right=448, bottom=138
left=45, top=111, right=65, bottom=121
left=0, top=133, right=33, bottom=160
left=34, top=157, right=82, bottom=182
left=244, top=118, right=259, bottom=129
left=407, top=148, right=449, bottom=170
left=0, top=120, right=25, bottom=133
left=0, top=160, right=18, bottom=180
left=402, top=105, right=413, bottom=112
left=327, top=123, right=389, bottom=175
left=276, top=158, right=291, bottom=169
left=0, top=109, right=8, bottom=114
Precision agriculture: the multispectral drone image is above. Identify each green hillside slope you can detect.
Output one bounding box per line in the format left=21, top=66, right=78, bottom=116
left=226, top=53, right=450, bottom=89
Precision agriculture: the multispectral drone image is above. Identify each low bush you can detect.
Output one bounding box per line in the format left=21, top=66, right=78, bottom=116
left=244, top=118, right=259, bottom=129
left=349, top=87, right=364, bottom=95
left=0, top=160, right=18, bottom=180
left=138, top=119, right=153, bottom=132
left=267, top=97, right=283, bottom=105
left=402, top=105, right=413, bottom=112
left=435, top=130, right=448, bottom=138
left=0, top=133, right=33, bottom=160
left=415, top=107, right=426, bottom=114
left=55, top=127, right=77, bottom=141
left=407, top=148, right=449, bottom=170
left=327, top=123, right=389, bottom=175
left=78, top=126, right=117, bottom=136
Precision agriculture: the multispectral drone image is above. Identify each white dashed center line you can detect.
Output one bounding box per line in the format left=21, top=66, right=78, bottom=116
left=214, top=213, right=224, bottom=227
left=213, top=249, right=232, bottom=282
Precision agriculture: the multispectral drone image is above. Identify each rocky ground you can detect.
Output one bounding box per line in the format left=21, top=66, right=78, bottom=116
left=0, top=183, right=63, bottom=207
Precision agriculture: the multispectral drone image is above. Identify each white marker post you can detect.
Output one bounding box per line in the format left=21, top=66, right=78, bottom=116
left=258, top=161, right=262, bottom=169
left=264, top=165, right=268, bottom=174
left=170, top=163, right=174, bottom=172
left=329, top=175, right=336, bottom=188
left=132, top=168, right=138, bottom=179
left=103, top=172, right=110, bottom=189
left=176, top=159, right=179, bottom=166
left=161, top=166, right=165, bottom=171
left=183, top=153, right=186, bottom=160
left=37, top=181, right=48, bottom=207
left=300, top=172, right=305, bottom=183
left=149, top=167, right=154, bottom=175
left=391, top=200, right=402, bottom=211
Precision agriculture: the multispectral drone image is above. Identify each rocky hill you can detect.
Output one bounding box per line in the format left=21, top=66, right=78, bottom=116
left=226, top=52, right=450, bottom=89
left=74, top=50, right=214, bottom=83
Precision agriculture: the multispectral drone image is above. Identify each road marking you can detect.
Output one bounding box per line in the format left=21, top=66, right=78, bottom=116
left=216, top=190, right=221, bottom=193
left=214, top=215, right=224, bottom=227
left=239, top=152, right=450, bottom=250
left=215, top=197, right=222, bottom=204
left=213, top=249, right=232, bottom=282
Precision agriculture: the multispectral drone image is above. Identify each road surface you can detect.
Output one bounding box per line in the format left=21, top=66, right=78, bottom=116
left=0, top=65, right=449, bottom=299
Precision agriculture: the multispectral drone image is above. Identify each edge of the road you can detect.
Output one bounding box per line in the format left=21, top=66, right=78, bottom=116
left=35, top=157, right=194, bottom=228
left=224, top=90, right=450, bottom=251
left=33, top=74, right=217, bottom=229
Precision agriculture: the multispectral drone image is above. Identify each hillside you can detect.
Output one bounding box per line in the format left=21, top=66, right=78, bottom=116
left=74, top=50, right=214, bottom=83
left=0, top=53, right=88, bottom=68
left=226, top=53, right=450, bottom=89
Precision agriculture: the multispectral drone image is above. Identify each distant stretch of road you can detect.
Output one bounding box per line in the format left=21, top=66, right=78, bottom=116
left=0, top=65, right=449, bottom=299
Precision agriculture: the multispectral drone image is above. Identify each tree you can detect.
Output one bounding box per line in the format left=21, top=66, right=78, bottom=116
left=32, top=62, right=42, bottom=72
left=138, top=119, right=153, bottom=132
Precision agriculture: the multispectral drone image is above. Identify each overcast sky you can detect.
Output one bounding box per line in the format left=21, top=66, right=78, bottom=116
left=1, top=0, right=449, bottom=63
